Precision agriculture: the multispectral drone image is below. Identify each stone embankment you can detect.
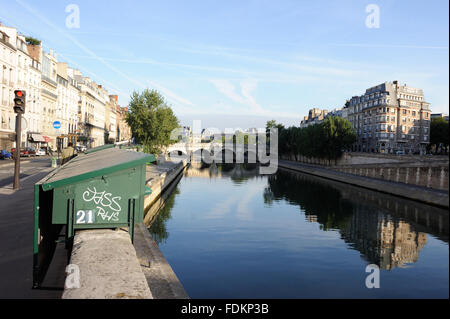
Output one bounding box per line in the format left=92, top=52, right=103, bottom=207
left=278, top=160, right=449, bottom=209
left=62, top=158, right=188, bottom=299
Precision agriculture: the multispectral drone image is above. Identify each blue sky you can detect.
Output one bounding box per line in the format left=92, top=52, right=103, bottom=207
left=0, top=0, right=448, bottom=129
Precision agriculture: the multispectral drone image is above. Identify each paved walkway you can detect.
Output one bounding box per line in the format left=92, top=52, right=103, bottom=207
left=0, top=159, right=67, bottom=298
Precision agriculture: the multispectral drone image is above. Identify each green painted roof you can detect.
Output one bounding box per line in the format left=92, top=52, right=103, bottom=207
left=38, top=147, right=156, bottom=191
left=84, top=144, right=115, bottom=154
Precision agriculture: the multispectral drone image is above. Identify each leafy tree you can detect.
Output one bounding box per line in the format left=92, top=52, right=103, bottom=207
left=430, top=117, right=449, bottom=154
left=321, top=117, right=356, bottom=160
left=266, top=120, right=285, bottom=134
left=277, top=117, right=356, bottom=161
left=25, top=36, right=41, bottom=45
left=126, top=89, right=180, bottom=154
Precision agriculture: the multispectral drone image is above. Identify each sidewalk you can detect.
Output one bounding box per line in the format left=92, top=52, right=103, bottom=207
left=0, top=168, right=67, bottom=298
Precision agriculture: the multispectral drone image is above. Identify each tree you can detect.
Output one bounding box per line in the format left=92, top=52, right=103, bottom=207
left=321, top=117, right=356, bottom=161
left=266, top=120, right=285, bottom=134
left=126, top=89, right=180, bottom=154
left=430, top=117, right=449, bottom=154
left=25, top=36, right=41, bottom=45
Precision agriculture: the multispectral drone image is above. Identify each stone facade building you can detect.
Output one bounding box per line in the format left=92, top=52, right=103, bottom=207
left=0, top=27, right=17, bottom=150
left=0, top=22, right=131, bottom=153
left=345, top=81, right=431, bottom=154
left=116, top=105, right=132, bottom=142
left=300, top=108, right=329, bottom=128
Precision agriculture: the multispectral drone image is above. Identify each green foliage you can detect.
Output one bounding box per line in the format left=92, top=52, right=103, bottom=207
left=25, top=36, right=41, bottom=45
left=266, top=120, right=285, bottom=134
left=126, top=89, right=180, bottom=155
left=430, top=117, right=449, bottom=153
left=278, top=117, right=356, bottom=161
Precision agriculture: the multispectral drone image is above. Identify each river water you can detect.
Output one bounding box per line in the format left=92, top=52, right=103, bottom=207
left=148, top=163, right=449, bottom=298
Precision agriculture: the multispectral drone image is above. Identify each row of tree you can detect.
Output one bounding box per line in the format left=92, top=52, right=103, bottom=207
left=429, top=117, right=449, bottom=154
left=267, top=117, right=357, bottom=161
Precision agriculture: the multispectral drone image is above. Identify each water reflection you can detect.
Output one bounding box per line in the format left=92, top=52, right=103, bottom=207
left=265, top=169, right=448, bottom=270
left=148, top=163, right=448, bottom=273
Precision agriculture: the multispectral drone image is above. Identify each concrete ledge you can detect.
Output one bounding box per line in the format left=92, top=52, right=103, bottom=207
left=279, top=160, right=449, bottom=209
left=145, top=159, right=187, bottom=213
left=134, top=223, right=189, bottom=299
left=62, top=229, right=153, bottom=299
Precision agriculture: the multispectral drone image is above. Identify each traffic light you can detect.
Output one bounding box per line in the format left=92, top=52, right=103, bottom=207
left=14, top=90, right=26, bottom=114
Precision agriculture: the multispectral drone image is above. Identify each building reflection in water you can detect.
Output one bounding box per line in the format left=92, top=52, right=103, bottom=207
left=265, top=169, right=447, bottom=271
left=339, top=206, right=427, bottom=270
left=149, top=162, right=448, bottom=271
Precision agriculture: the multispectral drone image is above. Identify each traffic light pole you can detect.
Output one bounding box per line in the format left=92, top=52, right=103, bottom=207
left=13, top=113, right=22, bottom=190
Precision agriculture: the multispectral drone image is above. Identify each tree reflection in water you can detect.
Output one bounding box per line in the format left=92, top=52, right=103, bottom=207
left=265, top=169, right=448, bottom=270
left=148, top=162, right=448, bottom=271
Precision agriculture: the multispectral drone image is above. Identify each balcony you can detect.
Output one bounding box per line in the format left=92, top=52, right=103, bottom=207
left=41, top=75, right=57, bottom=87
left=41, top=88, right=58, bottom=100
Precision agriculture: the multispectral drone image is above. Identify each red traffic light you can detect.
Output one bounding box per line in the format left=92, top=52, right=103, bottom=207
left=15, top=90, right=25, bottom=97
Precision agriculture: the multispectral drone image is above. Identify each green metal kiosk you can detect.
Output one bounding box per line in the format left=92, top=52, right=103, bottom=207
left=33, top=147, right=155, bottom=288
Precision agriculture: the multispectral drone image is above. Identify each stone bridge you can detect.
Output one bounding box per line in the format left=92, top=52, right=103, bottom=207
left=166, top=142, right=261, bottom=163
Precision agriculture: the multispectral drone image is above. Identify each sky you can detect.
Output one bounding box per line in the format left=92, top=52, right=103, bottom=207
left=0, top=0, right=448, bottom=129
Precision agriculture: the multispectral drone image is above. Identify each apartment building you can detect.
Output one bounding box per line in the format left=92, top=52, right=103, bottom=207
left=0, top=27, right=16, bottom=150
left=300, top=108, right=329, bottom=128
left=77, top=76, right=109, bottom=148
left=0, top=23, right=133, bottom=152
left=56, top=63, right=80, bottom=148
left=116, top=105, right=132, bottom=142
left=40, top=50, right=59, bottom=149
left=105, top=95, right=118, bottom=143
left=345, top=81, right=431, bottom=154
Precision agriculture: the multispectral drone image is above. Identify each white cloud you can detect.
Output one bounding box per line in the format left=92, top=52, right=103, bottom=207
left=209, top=78, right=300, bottom=118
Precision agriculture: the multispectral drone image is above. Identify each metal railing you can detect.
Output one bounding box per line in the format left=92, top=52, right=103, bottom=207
left=41, top=75, right=57, bottom=87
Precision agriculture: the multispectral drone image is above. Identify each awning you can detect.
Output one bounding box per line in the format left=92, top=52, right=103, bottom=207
left=30, top=134, right=46, bottom=143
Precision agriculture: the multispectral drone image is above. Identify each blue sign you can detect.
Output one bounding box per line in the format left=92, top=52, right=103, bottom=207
left=53, top=121, right=62, bottom=129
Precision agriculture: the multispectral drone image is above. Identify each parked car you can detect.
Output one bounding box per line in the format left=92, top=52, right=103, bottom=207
left=36, top=148, right=46, bottom=156
left=76, top=145, right=87, bottom=153
left=396, top=150, right=405, bottom=155
left=0, top=149, right=12, bottom=160
left=11, top=147, right=36, bottom=158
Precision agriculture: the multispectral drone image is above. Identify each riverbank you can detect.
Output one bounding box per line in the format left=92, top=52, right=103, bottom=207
left=278, top=160, right=449, bottom=209
left=62, top=158, right=188, bottom=299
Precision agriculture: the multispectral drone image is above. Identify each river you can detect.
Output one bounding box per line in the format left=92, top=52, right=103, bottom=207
left=148, top=162, right=449, bottom=298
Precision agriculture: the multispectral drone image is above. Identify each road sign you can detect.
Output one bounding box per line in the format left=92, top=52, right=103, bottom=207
left=53, top=121, right=62, bottom=129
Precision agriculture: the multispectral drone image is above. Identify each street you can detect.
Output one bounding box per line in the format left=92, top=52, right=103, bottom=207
left=0, top=157, right=67, bottom=298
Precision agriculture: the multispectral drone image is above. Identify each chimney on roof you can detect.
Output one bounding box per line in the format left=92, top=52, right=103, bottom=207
left=27, top=42, right=41, bottom=62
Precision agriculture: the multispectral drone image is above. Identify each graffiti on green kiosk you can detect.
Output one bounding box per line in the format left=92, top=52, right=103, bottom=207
left=82, top=187, right=122, bottom=222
